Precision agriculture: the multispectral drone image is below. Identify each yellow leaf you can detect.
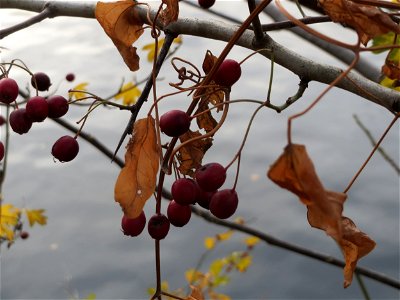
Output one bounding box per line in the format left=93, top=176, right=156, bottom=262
left=235, top=255, right=252, bottom=272
left=204, top=237, right=216, bottom=250
left=0, top=204, right=21, bottom=240
left=24, top=209, right=47, bottom=227
left=114, top=116, right=159, bottom=218
left=185, top=269, right=204, bottom=285
left=142, top=38, right=165, bottom=62
left=216, top=230, right=233, bottom=241
left=244, top=236, right=260, bottom=247
left=84, top=293, right=96, bottom=300
left=114, top=82, right=141, bottom=105
left=208, top=291, right=231, bottom=300
left=209, top=258, right=226, bottom=277
left=69, top=82, right=89, bottom=100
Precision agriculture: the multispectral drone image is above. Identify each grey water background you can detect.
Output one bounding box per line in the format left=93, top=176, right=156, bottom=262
left=0, top=1, right=399, bottom=299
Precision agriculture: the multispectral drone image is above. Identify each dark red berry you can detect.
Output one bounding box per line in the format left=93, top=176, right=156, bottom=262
left=195, top=162, right=226, bottom=192
left=65, top=73, right=75, bottom=82
left=148, top=214, right=170, bottom=240
left=198, top=0, right=215, bottom=9
left=26, top=96, right=48, bottom=122
left=171, top=178, right=197, bottom=205
left=195, top=183, right=216, bottom=209
left=0, top=78, right=19, bottom=104
left=159, top=110, right=191, bottom=137
left=31, top=72, right=51, bottom=91
left=167, top=200, right=191, bottom=227
left=0, top=115, right=6, bottom=126
left=51, top=135, right=79, bottom=162
left=121, top=211, right=146, bottom=237
left=20, top=231, right=29, bottom=239
left=214, top=59, right=241, bottom=87
left=209, top=189, right=238, bottom=219
left=47, top=95, right=69, bottom=118
left=9, top=108, right=32, bottom=135
left=0, top=141, right=4, bottom=161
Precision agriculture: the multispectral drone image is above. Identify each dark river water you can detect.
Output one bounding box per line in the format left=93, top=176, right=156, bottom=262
left=0, top=1, right=399, bottom=299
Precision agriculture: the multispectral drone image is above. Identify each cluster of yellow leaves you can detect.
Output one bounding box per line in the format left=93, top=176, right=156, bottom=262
left=114, top=82, right=141, bottom=105
left=0, top=204, right=47, bottom=241
left=114, top=116, right=159, bottom=219
left=267, top=144, right=375, bottom=288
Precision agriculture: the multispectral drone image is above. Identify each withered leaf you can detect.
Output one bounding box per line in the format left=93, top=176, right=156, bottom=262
left=382, top=59, right=400, bottom=80
left=267, top=144, right=375, bottom=287
left=95, top=1, right=144, bottom=71
left=114, top=116, right=159, bottom=218
left=160, top=0, right=179, bottom=26
left=178, top=130, right=213, bottom=177
left=185, top=285, right=204, bottom=300
left=202, top=50, right=217, bottom=75
left=319, top=0, right=400, bottom=45
left=195, top=98, right=218, bottom=133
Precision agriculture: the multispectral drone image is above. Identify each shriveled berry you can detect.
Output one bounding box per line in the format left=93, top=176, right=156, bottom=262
left=0, top=78, right=19, bottom=104
left=195, top=162, right=226, bottom=192
left=195, top=183, right=216, bottom=209
left=209, top=189, right=238, bottom=219
left=198, top=0, right=215, bottom=8
left=47, top=95, right=69, bottom=118
left=31, top=72, right=51, bottom=91
left=51, top=135, right=79, bottom=162
left=148, top=214, right=170, bottom=240
left=0, top=141, right=4, bottom=161
left=65, top=73, right=75, bottom=82
left=214, top=59, right=241, bottom=87
left=26, top=96, right=48, bottom=122
left=171, top=178, right=197, bottom=205
left=121, top=211, right=146, bottom=237
left=167, top=200, right=191, bottom=227
left=159, top=110, right=191, bottom=137
left=9, top=108, right=32, bottom=135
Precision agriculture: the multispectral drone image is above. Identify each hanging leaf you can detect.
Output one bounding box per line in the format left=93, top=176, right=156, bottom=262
left=114, top=116, right=159, bottom=218
left=195, top=99, right=218, bottom=133
left=114, top=82, right=141, bottom=105
left=319, top=0, right=400, bottom=45
left=0, top=204, right=21, bottom=241
left=267, top=144, right=375, bottom=287
left=177, top=130, right=213, bottom=176
left=24, top=208, right=47, bottom=227
left=69, top=82, right=89, bottom=100
left=160, top=0, right=179, bottom=26
left=95, top=1, right=144, bottom=71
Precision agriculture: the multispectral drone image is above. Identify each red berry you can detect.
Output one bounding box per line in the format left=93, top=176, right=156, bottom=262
left=167, top=200, right=191, bottom=227
left=198, top=0, right=215, bottom=9
left=31, top=72, right=51, bottom=91
left=0, top=78, right=19, bottom=104
left=121, top=211, right=146, bottom=237
left=65, top=73, right=75, bottom=82
left=195, top=183, right=216, bottom=209
left=0, top=115, right=6, bottom=126
left=0, top=141, right=4, bottom=161
left=148, top=214, right=170, bottom=240
left=159, top=110, right=191, bottom=137
left=214, top=59, right=241, bottom=87
left=171, top=178, right=197, bottom=205
left=26, top=96, right=48, bottom=122
left=9, top=108, right=32, bottom=135
left=51, top=135, right=79, bottom=162
left=20, top=231, right=29, bottom=239
left=209, top=189, right=238, bottom=219
left=47, top=95, right=69, bottom=118
left=195, top=162, right=226, bottom=192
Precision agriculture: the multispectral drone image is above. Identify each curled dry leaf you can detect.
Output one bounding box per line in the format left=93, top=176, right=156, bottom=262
left=114, top=116, right=159, bottom=218
left=267, top=144, right=375, bottom=287
left=177, top=130, right=213, bottom=176
left=318, top=0, right=400, bottom=45
left=160, top=0, right=179, bottom=26
left=95, top=1, right=144, bottom=71
left=185, top=285, right=205, bottom=300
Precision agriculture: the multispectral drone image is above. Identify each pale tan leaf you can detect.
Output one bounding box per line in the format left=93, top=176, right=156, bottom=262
left=160, top=0, right=179, bottom=26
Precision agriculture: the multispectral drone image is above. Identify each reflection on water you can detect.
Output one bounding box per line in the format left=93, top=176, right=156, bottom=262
left=0, top=2, right=399, bottom=299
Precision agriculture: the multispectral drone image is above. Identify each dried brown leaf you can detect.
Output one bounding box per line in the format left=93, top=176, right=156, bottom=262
left=160, top=0, right=179, bottom=26
left=95, top=1, right=144, bottom=71
left=114, top=116, right=159, bottom=218
left=319, top=0, right=400, bottom=44
left=185, top=285, right=204, bottom=300
left=195, top=99, right=218, bottom=133
left=382, top=59, right=400, bottom=80
left=177, top=130, right=213, bottom=176
left=202, top=50, right=217, bottom=75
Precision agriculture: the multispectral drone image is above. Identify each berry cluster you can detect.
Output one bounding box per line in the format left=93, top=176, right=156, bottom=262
left=0, top=72, right=79, bottom=163
left=121, top=59, right=242, bottom=240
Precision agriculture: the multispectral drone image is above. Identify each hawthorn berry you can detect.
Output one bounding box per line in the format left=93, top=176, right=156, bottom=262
left=0, top=115, right=6, bottom=126
left=51, top=135, right=79, bottom=162
left=9, top=108, right=32, bottom=135
left=214, top=59, right=242, bottom=87
left=31, top=72, right=51, bottom=91
left=148, top=214, right=170, bottom=240
left=20, top=231, right=29, bottom=239
left=171, top=178, right=197, bottom=205
left=198, top=0, right=215, bottom=9
left=159, top=110, right=191, bottom=137
left=121, top=211, right=146, bottom=237
left=65, top=73, right=75, bottom=82
left=26, top=96, right=48, bottom=122
left=195, top=183, right=216, bottom=209
left=167, top=200, right=192, bottom=227
left=195, top=162, right=226, bottom=192
left=47, top=95, right=69, bottom=118
left=209, top=189, right=238, bottom=219
left=0, top=141, right=4, bottom=161
left=0, top=78, right=19, bottom=104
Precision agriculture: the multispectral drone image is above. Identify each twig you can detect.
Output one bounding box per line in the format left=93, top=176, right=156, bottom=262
left=247, top=0, right=267, bottom=47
